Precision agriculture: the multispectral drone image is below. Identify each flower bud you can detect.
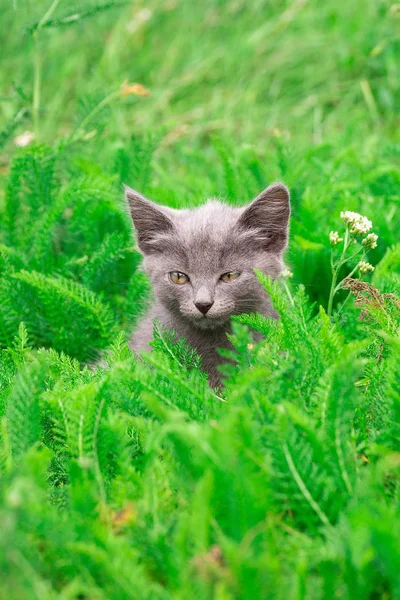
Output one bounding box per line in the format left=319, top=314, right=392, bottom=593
left=329, top=231, right=343, bottom=246
left=358, top=260, right=374, bottom=275
left=362, top=233, right=378, bottom=250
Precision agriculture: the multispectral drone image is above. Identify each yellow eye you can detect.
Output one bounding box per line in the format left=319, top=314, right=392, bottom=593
left=220, top=271, right=241, bottom=283
left=169, top=271, right=189, bottom=285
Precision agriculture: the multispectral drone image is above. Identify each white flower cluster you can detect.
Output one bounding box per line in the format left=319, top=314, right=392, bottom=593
left=329, top=231, right=343, bottom=246
left=358, top=261, right=374, bottom=274
left=340, top=211, right=372, bottom=236
left=281, top=268, right=293, bottom=279
left=362, top=232, right=378, bottom=250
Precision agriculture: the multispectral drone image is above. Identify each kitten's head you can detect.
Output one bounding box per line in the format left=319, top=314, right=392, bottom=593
left=125, top=183, right=290, bottom=330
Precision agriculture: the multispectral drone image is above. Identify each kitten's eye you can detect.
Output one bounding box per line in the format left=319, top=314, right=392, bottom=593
left=220, top=271, right=241, bottom=283
left=169, top=271, right=189, bottom=285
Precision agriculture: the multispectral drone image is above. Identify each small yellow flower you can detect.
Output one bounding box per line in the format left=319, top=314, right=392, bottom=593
left=120, top=81, right=151, bottom=97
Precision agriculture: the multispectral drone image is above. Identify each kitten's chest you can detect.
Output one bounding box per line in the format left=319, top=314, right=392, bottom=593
left=183, top=327, right=232, bottom=383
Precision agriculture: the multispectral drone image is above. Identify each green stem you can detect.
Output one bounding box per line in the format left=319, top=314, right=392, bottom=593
left=327, top=230, right=363, bottom=317
left=282, top=279, right=294, bottom=307
left=32, top=32, right=41, bottom=137
left=70, top=90, right=121, bottom=144
left=31, top=0, right=62, bottom=137
left=327, top=265, right=338, bottom=317
left=340, top=246, right=363, bottom=266
left=37, top=0, right=62, bottom=28
left=328, top=259, right=359, bottom=316
left=336, top=291, right=353, bottom=317
left=341, top=259, right=363, bottom=287
left=334, top=254, right=366, bottom=299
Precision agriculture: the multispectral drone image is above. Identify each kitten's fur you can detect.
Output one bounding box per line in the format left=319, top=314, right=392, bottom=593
left=126, top=183, right=290, bottom=387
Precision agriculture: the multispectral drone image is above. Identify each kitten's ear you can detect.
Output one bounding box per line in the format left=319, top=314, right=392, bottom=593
left=124, top=186, right=175, bottom=254
left=237, top=182, right=290, bottom=253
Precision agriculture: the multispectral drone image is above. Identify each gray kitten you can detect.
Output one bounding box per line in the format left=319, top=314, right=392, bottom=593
left=126, top=183, right=290, bottom=387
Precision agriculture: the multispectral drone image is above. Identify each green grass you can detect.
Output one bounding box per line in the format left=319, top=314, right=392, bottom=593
left=0, top=1, right=400, bottom=598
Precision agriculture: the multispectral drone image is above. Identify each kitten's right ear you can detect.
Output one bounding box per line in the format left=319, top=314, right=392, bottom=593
left=124, top=186, right=175, bottom=254
left=236, top=183, right=290, bottom=253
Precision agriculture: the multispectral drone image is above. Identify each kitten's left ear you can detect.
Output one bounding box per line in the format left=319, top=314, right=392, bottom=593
left=237, top=182, right=290, bottom=253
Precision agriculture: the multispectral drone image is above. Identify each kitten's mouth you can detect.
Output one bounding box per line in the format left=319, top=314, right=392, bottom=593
left=187, top=314, right=229, bottom=330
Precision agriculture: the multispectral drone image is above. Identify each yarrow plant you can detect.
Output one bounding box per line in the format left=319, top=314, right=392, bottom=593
left=327, top=211, right=378, bottom=316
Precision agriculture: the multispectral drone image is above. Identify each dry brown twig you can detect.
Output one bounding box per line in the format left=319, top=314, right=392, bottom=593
left=343, top=278, right=400, bottom=324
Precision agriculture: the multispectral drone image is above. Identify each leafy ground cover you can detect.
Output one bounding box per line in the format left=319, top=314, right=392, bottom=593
left=0, top=1, right=400, bottom=598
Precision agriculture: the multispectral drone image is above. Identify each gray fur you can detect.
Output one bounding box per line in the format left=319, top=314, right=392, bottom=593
left=126, top=183, right=290, bottom=387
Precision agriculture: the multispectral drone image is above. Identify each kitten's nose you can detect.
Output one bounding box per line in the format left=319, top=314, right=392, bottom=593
left=194, top=301, right=213, bottom=315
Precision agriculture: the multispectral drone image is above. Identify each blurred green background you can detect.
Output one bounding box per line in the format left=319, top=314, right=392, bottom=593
left=2, top=0, right=400, bottom=145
